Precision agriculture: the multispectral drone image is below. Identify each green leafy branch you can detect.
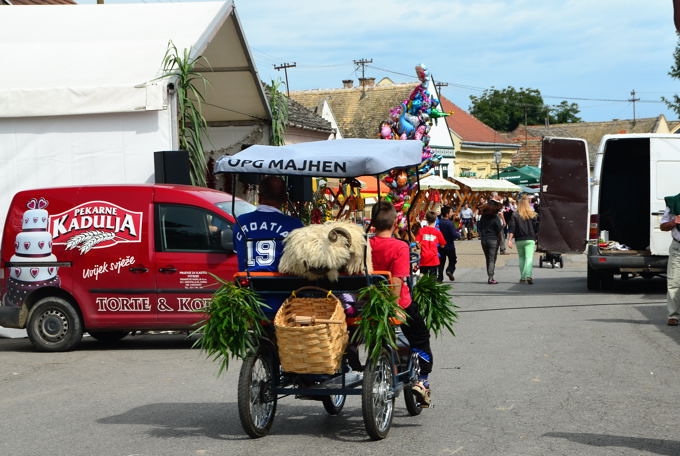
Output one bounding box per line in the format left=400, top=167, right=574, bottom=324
left=192, top=275, right=270, bottom=375
left=268, top=79, right=288, bottom=146
left=352, top=282, right=401, bottom=361
left=161, top=40, right=210, bottom=187
left=412, top=274, right=458, bottom=337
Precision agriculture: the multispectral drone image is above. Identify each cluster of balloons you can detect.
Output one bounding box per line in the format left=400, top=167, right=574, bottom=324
left=379, top=64, right=451, bottom=228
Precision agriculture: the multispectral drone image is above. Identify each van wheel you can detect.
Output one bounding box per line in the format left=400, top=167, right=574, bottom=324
left=600, top=272, right=614, bottom=290
left=586, top=265, right=601, bottom=290
left=27, top=297, right=83, bottom=352
left=88, top=331, right=129, bottom=344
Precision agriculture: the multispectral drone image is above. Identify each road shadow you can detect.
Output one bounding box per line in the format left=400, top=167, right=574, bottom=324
left=544, top=431, right=680, bottom=455
left=97, top=400, right=421, bottom=442
left=0, top=333, right=199, bottom=352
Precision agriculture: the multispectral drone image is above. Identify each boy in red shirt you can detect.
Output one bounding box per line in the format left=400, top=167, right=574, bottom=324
left=370, top=201, right=433, bottom=407
left=416, top=211, right=446, bottom=278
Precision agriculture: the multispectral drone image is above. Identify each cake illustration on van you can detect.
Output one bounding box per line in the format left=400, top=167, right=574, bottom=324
left=4, top=197, right=61, bottom=307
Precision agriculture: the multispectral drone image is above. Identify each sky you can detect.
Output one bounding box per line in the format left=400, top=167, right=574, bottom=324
left=79, top=0, right=680, bottom=123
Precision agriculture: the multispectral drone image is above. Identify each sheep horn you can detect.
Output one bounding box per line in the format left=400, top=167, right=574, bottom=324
left=328, top=226, right=352, bottom=246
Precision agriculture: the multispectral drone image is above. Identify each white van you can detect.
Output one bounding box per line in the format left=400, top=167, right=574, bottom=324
left=540, top=134, right=679, bottom=290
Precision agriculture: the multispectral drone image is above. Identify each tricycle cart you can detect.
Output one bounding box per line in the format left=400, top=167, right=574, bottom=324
left=232, top=272, right=425, bottom=440
left=214, top=139, right=428, bottom=440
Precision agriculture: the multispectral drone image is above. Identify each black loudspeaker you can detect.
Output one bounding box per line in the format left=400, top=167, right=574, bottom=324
left=154, top=150, right=191, bottom=185
left=239, top=173, right=263, bottom=185
left=287, top=176, right=314, bottom=202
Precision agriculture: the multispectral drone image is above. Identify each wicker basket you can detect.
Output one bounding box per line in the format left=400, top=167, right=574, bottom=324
left=274, top=287, right=349, bottom=374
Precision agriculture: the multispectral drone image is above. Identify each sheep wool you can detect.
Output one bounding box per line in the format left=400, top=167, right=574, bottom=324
left=279, top=221, right=372, bottom=281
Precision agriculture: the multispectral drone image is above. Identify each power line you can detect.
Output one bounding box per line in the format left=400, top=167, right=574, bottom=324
left=265, top=59, right=670, bottom=113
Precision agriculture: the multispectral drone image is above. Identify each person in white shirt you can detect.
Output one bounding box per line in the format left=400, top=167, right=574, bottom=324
left=660, top=199, right=680, bottom=326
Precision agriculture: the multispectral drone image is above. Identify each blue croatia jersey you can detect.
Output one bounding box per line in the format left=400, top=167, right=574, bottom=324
left=233, top=208, right=304, bottom=272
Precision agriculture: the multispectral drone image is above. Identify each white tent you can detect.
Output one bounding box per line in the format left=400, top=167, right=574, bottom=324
left=451, top=177, right=521, bottom=193
left=0, top=2, right=270, bottom=232
left=0, top=2, right=268, bottom=121
left=418, top=175, right=460, bottom=190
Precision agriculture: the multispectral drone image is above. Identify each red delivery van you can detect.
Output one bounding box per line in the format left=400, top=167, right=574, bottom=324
left=0, top=184, right=255, bottom=351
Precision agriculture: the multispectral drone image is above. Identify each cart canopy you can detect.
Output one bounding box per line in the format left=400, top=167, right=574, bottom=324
left=214, top=139, right=424, bottom=177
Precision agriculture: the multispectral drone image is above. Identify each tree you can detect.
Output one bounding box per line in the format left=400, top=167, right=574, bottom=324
left=662, top=35, right=680, bottom=116
left=469, top=86, right=581, bottom=131
left=267, top=80, right=289, bottom=146
left=550, top=101, right=582, bottom=124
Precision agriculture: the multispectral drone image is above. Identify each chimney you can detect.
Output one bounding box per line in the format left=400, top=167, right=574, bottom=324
left=342, top=79, right=353, bottom=89
left=358, top=77, right=375, bottom=88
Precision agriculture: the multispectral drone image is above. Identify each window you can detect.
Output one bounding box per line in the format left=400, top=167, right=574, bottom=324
left=156, top=204, right=233, bottom=252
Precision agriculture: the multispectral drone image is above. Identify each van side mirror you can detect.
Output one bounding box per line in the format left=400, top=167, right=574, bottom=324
left=220, top=228, right=234, bottom=251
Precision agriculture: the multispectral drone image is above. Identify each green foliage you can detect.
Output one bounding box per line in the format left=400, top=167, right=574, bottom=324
left=192, top=275, right=269, bottom=375
left=550, top=101, right=582, bottom=124
left=352, top=282, right=401, bottom=361
left=161, top=40, right=210, bottom=187
left=663, top=35, right=680, bottom=116
left=412, top=274, right=458, bottom=337
left=268, top=79, right=289, bottom=146
left=469, top=86, right=581, bottom=131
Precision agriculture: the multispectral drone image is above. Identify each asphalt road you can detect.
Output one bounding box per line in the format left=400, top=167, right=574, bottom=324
left=1, top=243, right=679, bottom=456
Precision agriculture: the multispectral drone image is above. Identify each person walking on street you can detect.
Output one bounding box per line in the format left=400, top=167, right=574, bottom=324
left=416, top=211, right=446, bottom=277
left=459, top=203, right=474, bottom=240
left=416, top=210, right=446, bottom=278
left=660, top=192, right=680, bottom=326
left=507, top=196, right=539, bottom=284
left=437, top=205, right=460, bottom=282
left=490, top=192, right=507, bottom=254
left=477, top=200, right=504, bottom=284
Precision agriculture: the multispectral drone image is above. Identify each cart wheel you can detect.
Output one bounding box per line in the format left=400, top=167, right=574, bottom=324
left=322, top=394, right=346, bottom=415
left=237, top=348, right=278, bottom=438
left=362, top=349, right=395, bottom=440
left=403, top=385, right=423, bottom=416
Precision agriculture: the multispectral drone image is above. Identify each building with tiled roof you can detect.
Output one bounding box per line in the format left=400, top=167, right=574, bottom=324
left=291, top=77, right=416, bottom=139
left=291, top=77, right=524, bottom=180
left=282, top=91, right=334, bottom=143
left=509, top=115, right=678, bottom=167
left=292, top=77, right=458, bottom=178
left=439, top=95, right=519, bottom=179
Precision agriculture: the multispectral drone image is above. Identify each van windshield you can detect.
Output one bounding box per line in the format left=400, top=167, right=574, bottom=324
left=215, top=200, right=256, bottom=218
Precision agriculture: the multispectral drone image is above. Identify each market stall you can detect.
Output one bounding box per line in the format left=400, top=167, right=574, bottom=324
left=409, top=175, right=460, bottom=223
left=450, top=177, right=521, bottom=210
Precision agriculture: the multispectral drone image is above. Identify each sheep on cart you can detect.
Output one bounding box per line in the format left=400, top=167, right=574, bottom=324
left=212, top=139, right=427, bottom=440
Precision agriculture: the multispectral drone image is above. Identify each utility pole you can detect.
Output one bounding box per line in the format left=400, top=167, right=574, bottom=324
left=353, top=58, right=373, bottom=79
left=274, top=62, right=296, bottom=97
left=353, top=58, right=373, bottom=96
left=434, top=81, right=448, bottom=97
left=629, top=89, right=639, bottom=125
